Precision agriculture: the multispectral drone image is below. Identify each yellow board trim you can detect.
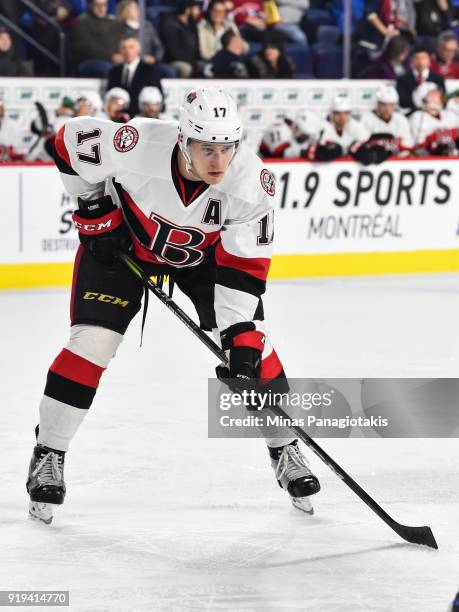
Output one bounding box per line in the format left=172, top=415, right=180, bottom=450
left=269, top=249, right=459, bottom=279
left=1, top=249, right=459, bottom=289
left=0, top=262, right=74, bottom=289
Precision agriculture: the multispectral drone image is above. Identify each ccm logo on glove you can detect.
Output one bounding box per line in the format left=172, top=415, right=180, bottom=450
left=72, top=208, right=124, bottom=235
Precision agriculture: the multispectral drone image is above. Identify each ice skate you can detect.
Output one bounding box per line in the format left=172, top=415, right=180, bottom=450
left=26, top=444, right=66, bottom=524
left=269, top=440, right=320, bottom=515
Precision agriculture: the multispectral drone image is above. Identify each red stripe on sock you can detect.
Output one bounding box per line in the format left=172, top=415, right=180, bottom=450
left=260, top=349, right=283, bottom=381
left=49, top=348, right=105, bottom=388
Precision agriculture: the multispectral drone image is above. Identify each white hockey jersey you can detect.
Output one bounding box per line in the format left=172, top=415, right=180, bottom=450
left=317, top=117, right=369, bottom=153
left=0, top=117, right=30, bottom=160
left=54, top=116, right=276, bottom=332
left=259, top=120, right=294, bottom=157
left=361, top=110, right=414, bottom=150
left=409, top=109, right=459, bottom=146
left=284, top=109, right=321, bottom=159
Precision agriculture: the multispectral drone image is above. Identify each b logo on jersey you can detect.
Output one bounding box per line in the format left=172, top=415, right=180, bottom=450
left=260, top=169, right=276, bottom=196
left=149, top=214, right=205, bottom=266
left=113, top=125, right=139, bottom=152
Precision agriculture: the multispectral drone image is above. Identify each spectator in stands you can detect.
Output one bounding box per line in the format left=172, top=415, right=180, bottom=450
left=202, top=0, right=234, bottom=10
left=415, top=0, right=453, bottom=39
left=430, top=30, right=459, bottom=78
left=107, top=35, right=163, bottom=117
left=309, top=95, right=368, bottom=161
left=248, top=41, right=295, bottom=78
left=0, top=0, right=24, bottom=58
left=67, top=0, right=86, bottom=16
left=360, top=84, right=413, bottom=156
left=160, top=0, right=202, bottom=77
left=137, top=86, right=163, bottom=118
left=232, top=0, right=267, bottom=42
left=30, top=0, right=71, bottom=76
left=198, top=0, right=239, bottom=60
left=115, top=0, right=176, bottom=78
left=410, top=82, right=459, bottom=154
left=103, top=87, right=130, bottom=122
left=359, top=34, right=409, bottom=79
left=74, top=90, right=103, bottom=117
left=275, top=0, right=309, bottom=45
left=68, top=0, right=116, bottom=16
left=0, top=26, right=32, bottom=76
left=396, top=45, right=445, bottom=110
left=358, top=0, right=416, bottom=56
left=70, top=0, right=125, bottom=77
left=116, top=0, right=162, bottom=61
left=330, top=0, right=365, bottom=35
left=209, top=29, right=249, bottom=77
left=232, top=0, right=286, bottom=43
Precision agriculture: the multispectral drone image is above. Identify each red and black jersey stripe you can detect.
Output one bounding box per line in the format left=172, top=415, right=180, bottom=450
left=215, top=241, right=270, bottom=297
left=54, top=125, right=77, bottom=175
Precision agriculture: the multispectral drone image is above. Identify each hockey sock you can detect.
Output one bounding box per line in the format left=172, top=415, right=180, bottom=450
left=37, top=325, right=123, bottom=451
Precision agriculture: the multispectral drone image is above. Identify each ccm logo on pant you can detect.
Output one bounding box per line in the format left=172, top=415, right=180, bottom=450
left=83, top=292, right=129, bottom=307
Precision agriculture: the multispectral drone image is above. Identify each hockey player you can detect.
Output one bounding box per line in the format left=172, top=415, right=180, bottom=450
left=360, top=85, right=413, bottom=159
left=258, top=110, right=320, bottom=159
left=51, top=97, right=76, bottom=133
left=0, top=99, right=28, bottom=161
left=137, top=86, right=163, bottom=119
left=74, top=90, right=103, bottom=118
left=103, top=87, right=131, bottom=123
left=26, top=87, right=320, bottom=524
left=310, top=95, right=369, bottom=162
left=258, top=119, right=294, bottom=157
left=410, top=82, right=459, bottom=155
left=287, top=109, right=320, bottom=159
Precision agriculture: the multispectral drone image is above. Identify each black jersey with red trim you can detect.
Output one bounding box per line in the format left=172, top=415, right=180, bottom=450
left=54, top=116, right=276, bottom=331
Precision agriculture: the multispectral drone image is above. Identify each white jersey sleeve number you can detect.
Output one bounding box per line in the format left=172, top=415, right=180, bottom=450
left=257, top=211, right=274, bottom=245
left=76, top=129, right=102, bottom=165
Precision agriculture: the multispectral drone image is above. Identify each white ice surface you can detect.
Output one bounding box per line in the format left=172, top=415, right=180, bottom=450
left=1, top=274, right=458, bottom=611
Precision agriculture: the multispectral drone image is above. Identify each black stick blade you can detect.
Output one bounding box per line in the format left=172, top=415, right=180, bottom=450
left=393, top=524, right=438, bottom=549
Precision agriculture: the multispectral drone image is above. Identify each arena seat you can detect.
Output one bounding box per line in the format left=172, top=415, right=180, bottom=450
left=314, top=49, right=343, bottom=78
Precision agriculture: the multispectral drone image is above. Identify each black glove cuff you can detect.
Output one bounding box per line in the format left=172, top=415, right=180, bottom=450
left=77, top=195, right=116, bottom=220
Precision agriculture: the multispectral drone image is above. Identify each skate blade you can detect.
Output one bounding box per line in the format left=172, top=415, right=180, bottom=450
left=29, top=501, right=54, bottom=525
left=291, top=496, right=314, bottom=515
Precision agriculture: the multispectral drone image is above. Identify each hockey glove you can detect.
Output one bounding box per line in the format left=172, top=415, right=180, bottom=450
left=217, top=322, right=265, bottom=397
left=351, top=143, right=391, bottom=166
left=73, top=195, right=131, bottom=264
left=314, top=142, right=343, bottom=161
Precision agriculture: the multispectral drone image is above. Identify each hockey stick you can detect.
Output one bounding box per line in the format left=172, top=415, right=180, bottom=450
left=118, top=251, right=438, bottom=550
